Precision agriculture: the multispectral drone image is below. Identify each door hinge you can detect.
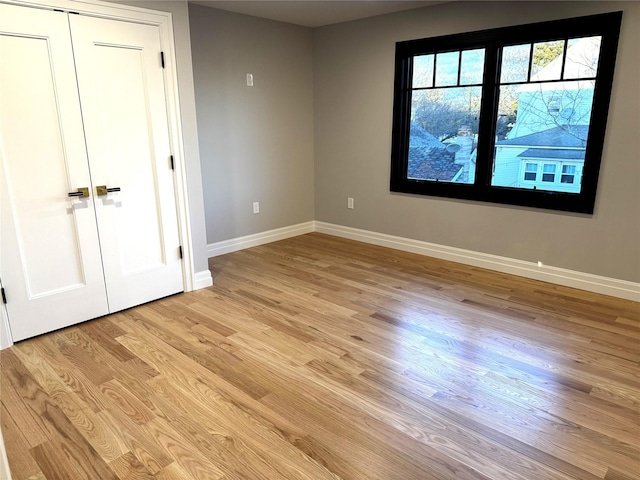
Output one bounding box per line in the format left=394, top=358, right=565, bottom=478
left=170, top=155, right=175, bottom=170
left=179, top=246, right=183, bottom=259
left=160, top=51, right=165, bottom=69
left=1, top=288, right=6, bottom=304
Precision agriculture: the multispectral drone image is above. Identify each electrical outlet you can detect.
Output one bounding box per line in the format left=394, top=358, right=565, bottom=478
left=347, top=197, right=354, bottom=209
left=253, top=202, right=260, bottom=214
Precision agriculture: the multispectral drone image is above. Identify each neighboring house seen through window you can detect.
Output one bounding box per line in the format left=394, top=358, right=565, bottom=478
left=390, top=12, right=622, bottom=213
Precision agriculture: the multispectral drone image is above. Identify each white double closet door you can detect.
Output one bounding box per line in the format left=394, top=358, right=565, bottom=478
left=0, top=3, right=183, bottom=342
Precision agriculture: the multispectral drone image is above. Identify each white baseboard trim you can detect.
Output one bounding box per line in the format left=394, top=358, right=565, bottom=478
left=193, top=270, right=213, bottom=290
left=207, top=221, right=315, bottom=257
left=314, top=221, right=640, bottom=302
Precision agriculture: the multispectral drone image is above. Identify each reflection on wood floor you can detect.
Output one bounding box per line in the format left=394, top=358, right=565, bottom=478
left=2, top=233, right=639, bottom=479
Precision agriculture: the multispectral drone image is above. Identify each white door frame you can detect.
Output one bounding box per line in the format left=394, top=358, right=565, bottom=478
left=1, top=0, right=197, bottom=349
left=0, top=285, right=12, bottom=350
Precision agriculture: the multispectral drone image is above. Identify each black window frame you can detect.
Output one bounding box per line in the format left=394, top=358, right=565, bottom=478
left=390, top=12, right=623, bottom=214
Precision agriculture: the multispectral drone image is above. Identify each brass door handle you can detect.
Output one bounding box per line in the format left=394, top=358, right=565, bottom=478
left=68, top=187, right=89, bottom=198
left=96, top=185, right=121, bottom=196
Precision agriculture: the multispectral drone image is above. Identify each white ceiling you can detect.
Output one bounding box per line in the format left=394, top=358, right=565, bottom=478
left=189, top=0, right=445, bottom=28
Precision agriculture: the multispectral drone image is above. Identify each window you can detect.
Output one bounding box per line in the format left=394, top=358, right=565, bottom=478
left=547, top=95, right=561, bottom=115
left=524, top=163, right=538, bottom=181
left=390, top=12, right=622, bottom=213
left=542, top=164, right=557, bottom=182
left=519, top=160, right=580, bottom=191
left=561, top=164, right=576, bottom=183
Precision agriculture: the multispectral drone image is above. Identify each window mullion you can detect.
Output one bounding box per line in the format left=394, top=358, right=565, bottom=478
left=474, top=43, right=499, bottom=188
left=559, top=39, right=569, bottom=79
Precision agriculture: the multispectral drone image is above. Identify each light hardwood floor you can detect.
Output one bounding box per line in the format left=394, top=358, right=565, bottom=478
left=2, top=233, right=639, bottom=480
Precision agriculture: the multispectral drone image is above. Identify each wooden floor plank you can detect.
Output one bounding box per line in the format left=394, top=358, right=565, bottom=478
left=2, top=233, right=639, bottom=479
left=0, top=403, right=42, bottom=479
left=108, top=451, right=155, bottom=480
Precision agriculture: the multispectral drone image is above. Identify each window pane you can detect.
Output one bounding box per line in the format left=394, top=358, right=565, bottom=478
left=409, top=87, right=481, bottom=183
left=524, top=163, right=537, bottom=181
left=542, top=164, right=556, bottom=182
left=564, top=36, right=601, bottom=79
left=413, top=54, right=434, bottom=88
left=435, top=51, right=460, bottom=87
left=546, top=95, right=560, bottom=114
left=492, top=80, right=593, bottom=192
left=542, top=164, right=557, bottom=182
left=460, top=49, right=485, bottom=85
left=561, top=164, right=576, bottom=183
left=531, top=40, right=565, bottom=80
left=500, top=44, right=531, bottom=83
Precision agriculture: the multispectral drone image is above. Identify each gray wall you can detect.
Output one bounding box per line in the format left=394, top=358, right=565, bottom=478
left=189, top=5, right=315, bottom=243
left=106, top=0, right=209, bottom=275
left=313, top=1, right=640, bottom=282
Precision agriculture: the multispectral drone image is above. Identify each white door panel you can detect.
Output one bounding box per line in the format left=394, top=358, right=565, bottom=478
left=69, top=15, right=182, bottom=312
left=0, top=5, right=109, bottom=341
